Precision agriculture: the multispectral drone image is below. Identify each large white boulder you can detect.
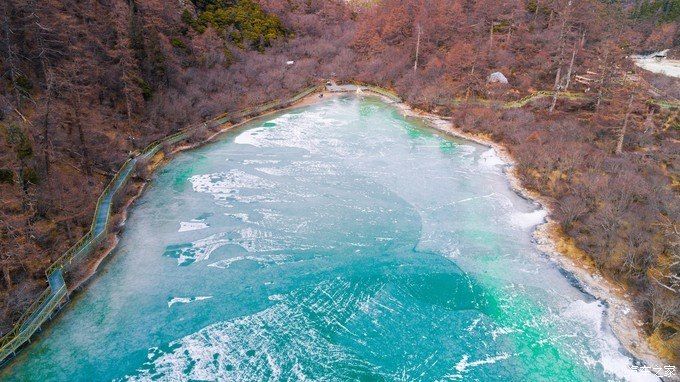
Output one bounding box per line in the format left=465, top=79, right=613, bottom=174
left=487, top=72, right=509, bottom=84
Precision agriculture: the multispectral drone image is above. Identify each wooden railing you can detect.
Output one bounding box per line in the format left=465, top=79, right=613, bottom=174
left=8, top=80, right=667, bottom=366
left=0, top=84, right=323, bottom=366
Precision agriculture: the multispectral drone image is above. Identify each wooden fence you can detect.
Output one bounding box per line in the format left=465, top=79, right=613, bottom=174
left=0, top=84, right=322, bottom=365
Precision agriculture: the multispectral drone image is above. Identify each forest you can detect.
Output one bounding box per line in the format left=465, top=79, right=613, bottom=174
left=0, top=0, right=679, bottom=361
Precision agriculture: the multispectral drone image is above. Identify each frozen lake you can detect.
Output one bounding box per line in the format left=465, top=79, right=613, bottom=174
left=2, top=96, right=656, bottom=381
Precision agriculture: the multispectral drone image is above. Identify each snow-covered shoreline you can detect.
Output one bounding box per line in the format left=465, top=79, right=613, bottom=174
left=373, top=91, right=671, bottom=379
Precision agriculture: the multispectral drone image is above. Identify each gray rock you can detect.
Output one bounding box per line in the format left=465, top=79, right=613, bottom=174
left=487, top=72, right=509, bottom=84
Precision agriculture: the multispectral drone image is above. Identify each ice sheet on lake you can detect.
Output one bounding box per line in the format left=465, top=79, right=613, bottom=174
left=164, top=229, right=294, bottom=266
left=557, top=300, right=660, bottom=382
left=189, top=170, right=276, bottom=201
left=207, top=254, right=290, bottom=269
left=233, top=109, right=350, bottom=155
left=9, top=93, right=663, bottom=382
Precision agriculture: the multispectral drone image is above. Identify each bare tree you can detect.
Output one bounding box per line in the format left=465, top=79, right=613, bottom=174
left=615, top=92, right=634, bottom=155
left=649, top=286, right=680, bottom=331
left=594, top=48, right=611, bottom=111
left=25, top=0, right=63, bottom=179
left=413, top=23, right=421, bottom=73
left=657, top=215, right=680, bottom=295
left=1, top=4, right=22, bottom=106
left=549, top=0, right=573, bottom=114
left=563, top=29, right=584, bottom=92
left=40, top=69, right=54, bottom=177
left=113, top=0, right=142, bottom=130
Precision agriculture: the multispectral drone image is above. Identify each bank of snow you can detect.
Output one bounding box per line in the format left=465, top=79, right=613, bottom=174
left=632, top=50, right=680, bottom=78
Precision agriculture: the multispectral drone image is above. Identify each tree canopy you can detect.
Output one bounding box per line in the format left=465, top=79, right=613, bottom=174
left=187, top=0, right=287, bottom=51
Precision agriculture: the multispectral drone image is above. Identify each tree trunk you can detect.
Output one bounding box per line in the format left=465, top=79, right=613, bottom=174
left=549, top=66, right=562, bottom=113
left=465, top=62, right=476, bottom=101
left=533, top=0, right=540, bottom=20
left=489, top=22, right=494, bottom=53
left=643, top=108, right=655, bottom=133
left=3, top=266, right=11, bottom=289
left=72, top=96, right=92, bottom=175
left=18, top=159, right=29, bottom=212
left=548, top=0, right=572, bottom=114
left=2, top=9, right=21, bottom=106
left=595, top=49, right=611, bottom=112
left=580, top=30, right=586, bottom=48
left=413, top=23, right=421, bottom=73
left=28, top=0, right=58, bottom=179
left=124, top=82, right=133, bottom=128
left=616, top=93, right=634, bottom=155
left=41, top=71, right=53, bottom=178
left=564, top=38, right=579, bottom=92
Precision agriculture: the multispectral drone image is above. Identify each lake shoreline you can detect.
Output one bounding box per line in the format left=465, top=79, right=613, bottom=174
left=64, top=87, right=669, bottom=379
left=376, top=92, right=671, bottom=378
left=66, top=90, right=346, bottom=296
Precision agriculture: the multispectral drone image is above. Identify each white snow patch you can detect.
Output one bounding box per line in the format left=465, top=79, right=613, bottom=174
left=255, top=167, right=288, bottom=176
left=562, top=300, right=605, bottom=332
left=225, top=213, right=251, bottom=222
left=189, top=170, right=275, bottom=201
left=490, top=326, right=520, bottom=340
left=234, top=128, right=262, bottom=146
left=167, top=296, right=213, bottom=308
left=509, top=209, right=547, bottom=228
left=458, top=144, right=477, bottom=157
left=232, top=110, right=350, bottom=155
left=479, top=148, right=505, bottom=167
left=243, top=159, right=280, bottom=165
left=178, top=219, right=209, bottom=232
left=632, top=52, right=680, bottom=78
left=454, top=353, right=511, bottom=374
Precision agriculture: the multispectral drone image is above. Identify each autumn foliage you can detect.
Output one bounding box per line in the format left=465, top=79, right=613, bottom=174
left=0, top=0, right=678, bottom=359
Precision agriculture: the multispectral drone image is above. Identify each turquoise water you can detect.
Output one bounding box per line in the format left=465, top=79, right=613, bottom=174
left=2, top=96, right=657, bottom=381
